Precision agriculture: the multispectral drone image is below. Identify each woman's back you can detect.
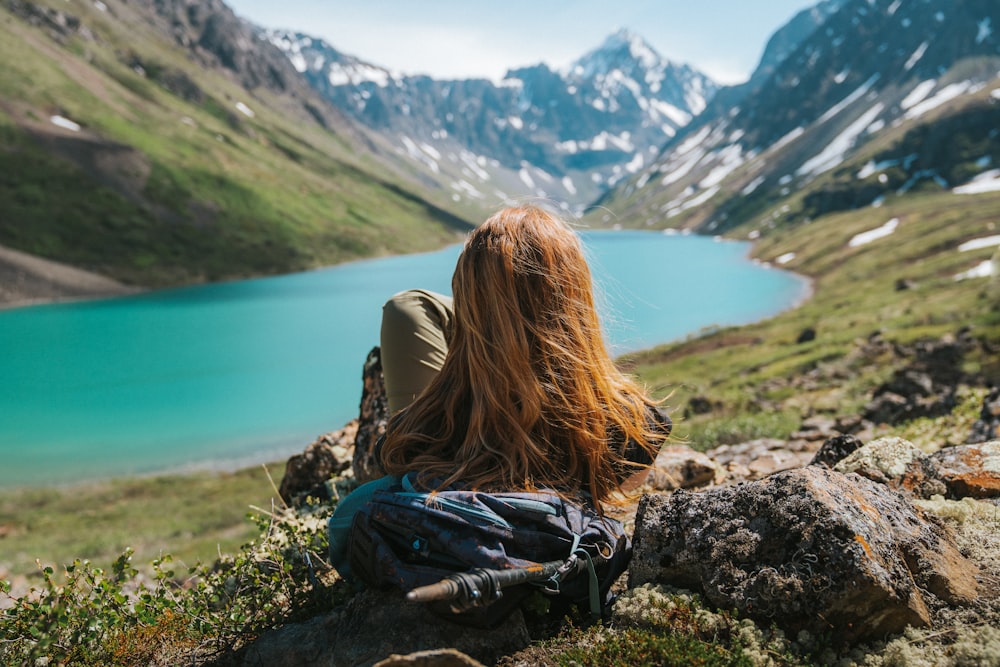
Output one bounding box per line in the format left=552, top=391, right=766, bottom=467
left=380, top=206, right=668, bottom=504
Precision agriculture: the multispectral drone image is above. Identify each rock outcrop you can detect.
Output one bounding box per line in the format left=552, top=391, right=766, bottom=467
left=352, top=347, right=389, bottom=484
left=831, top=437, right=1000, bottom=500
left=279, top=426, right=356, bottom=504
left=240, top=588, right=529, bottom=667
left=629, top=466, right=979, bottom=643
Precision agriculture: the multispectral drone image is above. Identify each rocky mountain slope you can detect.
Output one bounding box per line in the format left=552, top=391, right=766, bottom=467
left=265, top=28, right=718, bottom=214
left=594, top=0, right=1000, bottom=237
left=0, top=0, right=473, bottom=289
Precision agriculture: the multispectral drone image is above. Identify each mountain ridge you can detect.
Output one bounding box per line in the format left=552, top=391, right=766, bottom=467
left=0, top=0, right=475, bottom=292
left=591, top=0, right=1000, bottom=237
left=264, top=26, right=719, bottom=213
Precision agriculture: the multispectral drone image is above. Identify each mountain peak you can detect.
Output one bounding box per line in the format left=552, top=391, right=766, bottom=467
left=564, top=28, right=672, bottom=82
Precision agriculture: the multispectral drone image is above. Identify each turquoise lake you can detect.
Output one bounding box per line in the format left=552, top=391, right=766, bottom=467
left=0, top=231, right=809, bottom=487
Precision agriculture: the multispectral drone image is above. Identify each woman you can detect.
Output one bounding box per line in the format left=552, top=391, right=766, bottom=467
left=329, top=205, right=669, bottom=575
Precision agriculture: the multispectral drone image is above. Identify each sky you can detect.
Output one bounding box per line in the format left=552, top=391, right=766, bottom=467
left=224, top=1, right=820, bottom=85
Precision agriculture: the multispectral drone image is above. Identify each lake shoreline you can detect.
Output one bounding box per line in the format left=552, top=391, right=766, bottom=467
left=0, top=243, right=141, bottom=310
left=2, top=232, right=815, bottom=490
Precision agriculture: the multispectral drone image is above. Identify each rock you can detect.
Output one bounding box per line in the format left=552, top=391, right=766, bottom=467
left=706, top=439, right=818, bottom=482
left=796, top=327, right=816, bottom=344
left=929, top=441, right=1000, bottom=499
left=647, top=445, right=723, bottom=490
left=833, top=436, right=926, bottom=485
left=833, top=413, right=875, bottom=438
left=863, top=391, right=911, bottom=424
left=791, top=415, right=838, bottom=441
left=831, top=436, right=949, bottom=498
left=684, top=395, right=719, bottom=417
left=374, top=649, right=485, bottom=667
left=810, top=434, right=865, bottom=468
left=967, top=387, right=1000, bottom=444
left=279, top=426, right=357, bottom=505
left=353, top=347, right=390, bottom=483
left=746, top=449, right=808, bottom=477
left=629, top=467, right=978, bottom=643
left=240, top=588, right=530, bottom=667
left=862, top=337, right=969, bottom=425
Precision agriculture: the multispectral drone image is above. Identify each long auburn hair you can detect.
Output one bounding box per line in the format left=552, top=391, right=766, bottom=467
left=380, top=205, right=664, bottom=505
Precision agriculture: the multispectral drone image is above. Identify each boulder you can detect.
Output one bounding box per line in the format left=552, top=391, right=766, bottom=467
left=684, top=395, right=719, bottom=417
left=929, top=441, right=1000, bottom=499
left=862, top=337, right=968, bottom=425
left=279, top=426, right=356, bottom=504
left=240, top=588, right=530, bottom=667
left=832, top=436, right=925, bottom=483
left=629, top=466, right=978, bottom=643
left=647, top=444, right=722, bottom=490
left=832, top=436, right=955, bottom=498
left=810, top=434, right=865, bottom=468
left=352, top=347, right=390, bottom=483
left=967, top=387, right=1000, bottom=444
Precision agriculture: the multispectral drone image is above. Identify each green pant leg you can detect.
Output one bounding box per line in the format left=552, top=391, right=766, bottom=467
left=380, top=289, right=454, bottom=414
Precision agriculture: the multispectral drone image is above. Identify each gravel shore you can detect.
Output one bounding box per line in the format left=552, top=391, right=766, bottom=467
left=0, top=244, right=139, bottom=309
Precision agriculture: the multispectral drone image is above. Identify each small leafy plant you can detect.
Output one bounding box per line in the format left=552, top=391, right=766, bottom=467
left=0, top=500, right=341, bottom=665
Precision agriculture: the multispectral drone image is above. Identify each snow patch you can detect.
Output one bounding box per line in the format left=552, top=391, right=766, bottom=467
left=905, top=82, right=975, bottom=120
left=954, top=260, right=995, bottom=281
left=562, top=176, right=577, bottom=195
left=849, top=218, right=899, bottom=247
left=519, top=167, right=536, bottom=189
left=818, top=74, right=879, bottom=123
left=650, top=99, right=691, bottom=127
left=624, top=152, right=645, bottom=173
left=235, top=102, right=255, bottom=118
left=904, top=42, right=929, bottom=71
left=660, top=147, right=705, bottom=186
left=953, top=169, right=1000, bottom=194
left=742, top=176, right=765, bottom=195
left=665, top=186, right=720, bottom=218
left=775, top=252, right=796, bottom=265
left=459, top=151, right=490, bottom=181
left=901, top=80, right=937, bottom=110
left=93, top=0, right=108, bottom=11
left=328, top=63, right=391, bottom=87
left=451, top=180, right=484, bottom=199
left=857, top=158, right=899, bottom=179
left=698, top=145, right=744, bottom=189
left=958, top=235, right=1000, bottom=252
left=50, top=115, right=80, bottom=132
left=675, top=126, right=712, bottom=156
left=977, top=18, right=993, bottom=44
left=400, top=136, right=439, bottom=173
left=798, top=103, right=884, bottom=177
left=992, top=88, right=1000, bottom=101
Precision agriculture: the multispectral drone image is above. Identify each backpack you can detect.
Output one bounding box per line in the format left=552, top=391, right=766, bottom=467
left=347, top=474, right=632, bottom=627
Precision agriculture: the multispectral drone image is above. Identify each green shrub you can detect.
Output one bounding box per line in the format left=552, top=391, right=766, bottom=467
left=555, top=626, right=754, bottom=667
left=0, top=502, right=340, bottom=665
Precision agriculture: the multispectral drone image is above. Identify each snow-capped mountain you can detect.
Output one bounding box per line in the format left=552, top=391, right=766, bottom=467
left=597, top=0, right=1000, bottom=234
left=264, top=28, right=719, bottom=213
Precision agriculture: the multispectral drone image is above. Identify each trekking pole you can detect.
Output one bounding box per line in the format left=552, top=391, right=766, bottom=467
left=406, top=557, right=585, bottom=612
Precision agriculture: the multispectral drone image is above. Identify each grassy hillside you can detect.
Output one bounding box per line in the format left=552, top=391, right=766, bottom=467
left=626, top=187, right=1000, bottom=448
left=0, top=0, right=473, bottom=288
